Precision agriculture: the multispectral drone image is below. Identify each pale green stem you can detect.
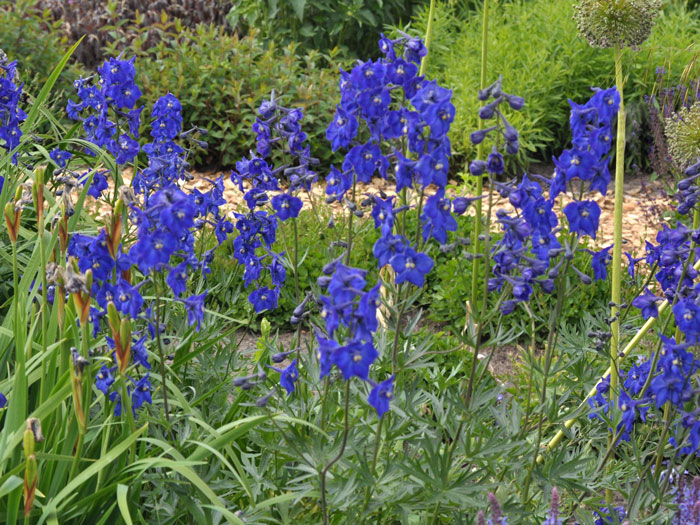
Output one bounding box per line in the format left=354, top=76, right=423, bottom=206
left=606, top=43, right=626, bottom=508
left=469, top=0, right=490, bottom=324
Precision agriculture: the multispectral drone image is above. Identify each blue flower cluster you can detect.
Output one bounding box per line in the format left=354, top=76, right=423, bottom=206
left=489, top=174, right=559, bottom=314
left=315, top=261, right=393, bottom=417
left=485, top=88, right=619, bottom=314
left=326, top=34, right=466, bottom=286
left=67, top=57, right=143, bottom=198
left=590, top=333, right=700, bottom=450
left=231, top=94, right=317, bottom=313
left=553, top=87, right=619, bottom=239
left=673, top=475, right=700, bottom=524
left=469, top=75, right=524, bottom=176
left=0, top=56, right=26, bottom=166
left=64, top=57, right=230, bottom=416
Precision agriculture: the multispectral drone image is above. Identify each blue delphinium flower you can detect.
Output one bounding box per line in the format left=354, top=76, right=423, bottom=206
left=0, top=392, right=7, bottom=408
left=390, top=246, right=434, bottom=287
left=268, top=359, right=298, bottom=396
left=631, top=287, right=661, bottom=319
left=0, top=57, right=27, bottom=163
left=563, top=200, right=601, bottom=238
left=368, top=375, right=395, bottom=417
left=181, top=292, right=207, bottom=331
left=590, top=245, right=612, bottom=281
left=67, top=56, right=143, bottom=170
left=271, top=193, right=303, bottom=221
left=131, top=374, right=153, bottom=411
left=593, top=506, right=626, bottom=525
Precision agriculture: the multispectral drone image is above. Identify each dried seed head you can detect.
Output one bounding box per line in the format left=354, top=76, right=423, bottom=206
left=665, top=102, right=700, bottom=171
left=26, top=418, right=44, bottom=443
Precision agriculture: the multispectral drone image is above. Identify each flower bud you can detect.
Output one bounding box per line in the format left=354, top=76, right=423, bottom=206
left=470, top=125, right=496, bottom=145
left=256, top=391, right=274, bottom=408
left=505, top=94, right=525, bottom=110
left=469, top=160, right=487, bottom=176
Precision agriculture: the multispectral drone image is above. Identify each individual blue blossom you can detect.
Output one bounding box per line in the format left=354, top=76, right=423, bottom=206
left=182, top=292, right=206, bottom=331
left=632, top=288, right=661, bottom=319
left=0, top=392, right=6, bottom=408
left=278, top=359, right=298, bottom=396
left=332, top=339, right=378, bottom=381
left=50, top=148, right=72, bottom=168
left=563, top=200, right=601, bottom=238
left=249, top=287, right=279, bottom=313
left=271, top=193, right=303, bottom=221
left=390, top=247, right=434, bottom=287
left=95, top=365, right=115, bottom=394
left=421, top=189, right=457, bottom=244
left=167, top=262, right=189, bottom=297
left=131, top=335, right=151, bottom=369
left=114, top=279, right=144, bottom=319
left=131, top=374, right=152, bottom=411
left=368, top=375, right=395, bottom=417
left=589, top=245, right=612, bottom=281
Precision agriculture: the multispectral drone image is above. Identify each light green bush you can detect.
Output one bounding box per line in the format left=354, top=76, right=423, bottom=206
left=411, top=0, right=700, bottom=173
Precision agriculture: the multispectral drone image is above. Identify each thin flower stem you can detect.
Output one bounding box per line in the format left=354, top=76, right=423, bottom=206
left=345, top=177, right=357, bottom=265
left=469, top=0, right=490, bottom=324
left=360, top=416, right=385, bottom=517
left=320, top=380, right=351, bottom=525
left=292, top=217, right=300, bottom=303
left=391, top=292, right=407, bottom=375
left=607, top=45, right=626, bottom=508
left=523, top=256, right=571, bottom=501
left=155, top=276, right=171, bottom=422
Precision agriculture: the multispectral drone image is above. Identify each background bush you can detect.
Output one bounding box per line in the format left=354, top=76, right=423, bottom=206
left=118, top=24, right=343, bottom=168
left=228, top=0, right=417, bottom=58
left=412, top=0, right=700, bottom=174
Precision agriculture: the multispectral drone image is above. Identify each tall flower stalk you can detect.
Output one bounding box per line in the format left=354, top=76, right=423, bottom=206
left=470, top=0, right=490, bottom=325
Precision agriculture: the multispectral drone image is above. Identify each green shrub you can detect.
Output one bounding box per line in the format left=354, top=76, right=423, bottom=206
left=109, top=24, right=343, bottom=169
left=0, top=1, right=80, bottom=109
left=228, top=0, right=416, bottom=58
left=411, top=0, right=700, bottom=173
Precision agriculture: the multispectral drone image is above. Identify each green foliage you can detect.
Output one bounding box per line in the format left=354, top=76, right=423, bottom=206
left=0, top=1, right=80, bottom=110
left=411, top=0, right=700, bottom=173
left=112, top=25, right=342, bottom=169
left=227, top=0, right=416, bottom=58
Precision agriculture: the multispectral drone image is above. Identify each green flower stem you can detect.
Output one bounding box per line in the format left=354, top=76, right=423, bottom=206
left=11, top=238, right=27, bottom=425
left=419, top=0, right=436, bottom=78
left=38, top=224, right=49, bottom=404
left=360, top=415, right=385, bottom=517
left=155, top=277, right=171, bottom=423
left=292, top=217, right=301, bottom=303
left=469, top=0, right=490, bottom=323
left=523, top=255, right=571, bottom=501
left=345, top=177, right=357, bottom=265
left=609, top=42, right=626, bottom=421
left=320, top=380, right=351, bottom=525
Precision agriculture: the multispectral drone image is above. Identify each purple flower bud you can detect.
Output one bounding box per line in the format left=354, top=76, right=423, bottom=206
left=452, top=197, right=470, bottom=215
left=487, top=492, right=503, bottom=522
left=469, top=160, right=487, bottom=176
left=686, top=159, right=700, bottom=176
left=470, top=125, right=497, bottom=145
left=505, top=93, right=525, bottom=110
left=478, top=97, right=503, bottom=120
left=256, top=391, right=274, bottom=407
left=506, top=140, right=520, bottom=155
